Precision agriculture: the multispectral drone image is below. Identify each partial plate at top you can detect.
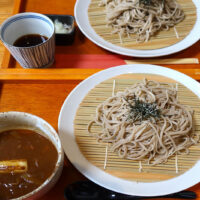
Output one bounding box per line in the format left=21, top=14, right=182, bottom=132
left=74, top=0, right=200, bottom=57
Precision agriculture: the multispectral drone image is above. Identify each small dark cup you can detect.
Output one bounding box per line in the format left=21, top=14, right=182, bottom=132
left=46, top=14, right=75, bottom=45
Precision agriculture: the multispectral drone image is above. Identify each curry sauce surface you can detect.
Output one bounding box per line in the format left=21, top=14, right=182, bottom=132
left=0, top=129, right=58, bottom=199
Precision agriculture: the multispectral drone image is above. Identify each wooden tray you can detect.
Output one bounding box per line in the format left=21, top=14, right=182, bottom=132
left=0, top=0, right=200, bottom=199
left=0, top=0, right=200, bottom=81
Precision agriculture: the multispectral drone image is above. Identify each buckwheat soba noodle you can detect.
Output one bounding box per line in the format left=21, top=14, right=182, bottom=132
left=99, top=0, right=185, bottom=42
left=88, top=79, right=198, bottom=165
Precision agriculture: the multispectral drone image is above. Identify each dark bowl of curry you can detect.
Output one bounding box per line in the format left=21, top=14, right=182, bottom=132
left=0, top=112, right=64, bottom=200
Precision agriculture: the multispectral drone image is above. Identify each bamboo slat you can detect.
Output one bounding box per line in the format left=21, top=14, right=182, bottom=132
left=74, top=74, right=200, bottom=182
left=88, top=0, right=197, bottom=50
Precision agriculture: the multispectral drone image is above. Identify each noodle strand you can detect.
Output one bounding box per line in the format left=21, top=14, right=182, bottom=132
left=99, top=0, right=185, bottom=42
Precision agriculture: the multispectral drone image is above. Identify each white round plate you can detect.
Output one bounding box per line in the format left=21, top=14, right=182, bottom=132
left=74, top=0, right=200, bottom=57
left=58, top=64, right=200, bottom=196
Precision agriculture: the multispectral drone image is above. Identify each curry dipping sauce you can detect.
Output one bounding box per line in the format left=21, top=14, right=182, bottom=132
left=0, top=129, right=58, bottom=199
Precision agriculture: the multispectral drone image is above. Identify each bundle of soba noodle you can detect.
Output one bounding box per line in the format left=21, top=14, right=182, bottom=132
left=88, top=79, right=198, bottom=165
left=99, top=0, right=185, bottom=42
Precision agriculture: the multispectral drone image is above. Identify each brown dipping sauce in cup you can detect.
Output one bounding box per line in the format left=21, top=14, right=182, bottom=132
left=13, top=34, right=48, bottom=47
left=0, top=129, right=58, bottom=199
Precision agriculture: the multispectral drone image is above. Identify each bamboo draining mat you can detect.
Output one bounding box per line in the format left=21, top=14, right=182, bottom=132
left=74, top=74, right=200, bottom=182
left=88, top=0, right=196, bottom=50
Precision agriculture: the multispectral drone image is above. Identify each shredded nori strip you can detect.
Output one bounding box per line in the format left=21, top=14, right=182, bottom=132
left=139, top=0, right=165, bottom=6
left=127, top=95, right=161, bottom=121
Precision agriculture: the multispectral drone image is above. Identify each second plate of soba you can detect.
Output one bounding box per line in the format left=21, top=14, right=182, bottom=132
left=75, top=0, right=200, bottom=57
left=58, top=64, right=200, bottom=196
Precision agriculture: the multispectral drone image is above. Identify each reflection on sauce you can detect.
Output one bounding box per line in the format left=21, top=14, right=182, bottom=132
left=0, top=129, right=58, bottom=199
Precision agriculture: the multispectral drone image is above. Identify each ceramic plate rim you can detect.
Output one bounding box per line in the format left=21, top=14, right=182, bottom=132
left=58, top=64, right=200, bottom=196
left=74, top=0, right=200, bottom=57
